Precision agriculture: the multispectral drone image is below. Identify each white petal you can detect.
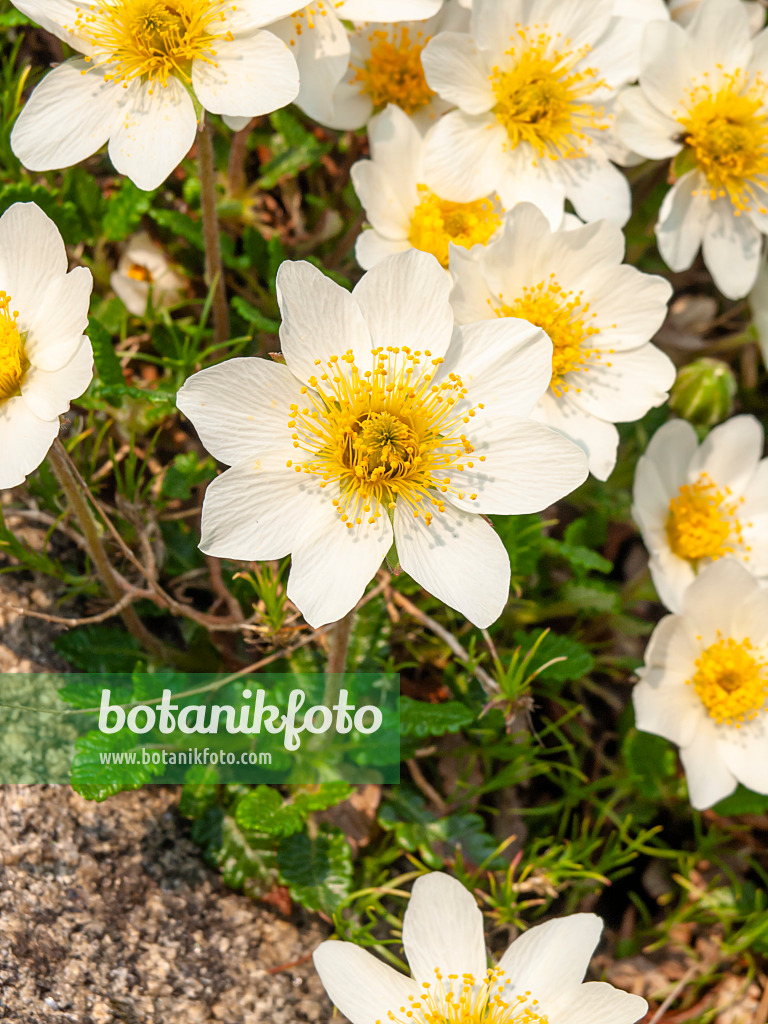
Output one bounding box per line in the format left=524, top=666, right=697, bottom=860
left=496, top=165, right=567, bottom=229
left=287, top=504, right=392, bottom=628
left=402, top=873, right=487, bottom=986
left=644, top=612, right=699, bottom=674
left=222, top=0, right=311, bottom=34
left=448, top=417, right=588, bottom=515
left=564, top=156, right=632, bottom=227
left=0, top=397, right=59, bottom=489
left=498, top=915, right=602, bottom=1002
left=536, top=392, right=620, bottom=481
left=656, top=173, right=710, bottom=273
left=545, top=982, right=648, bottom=1024
left=448, top=245, right=498, bottom=323
left=421, top=32, right=494, bottom=114
left=11, top=61, right=118, bottom=173
left=719, top=719, right=768, bottom=795
left=9, top=0, right=93, bottom=50
left=313, top=941, right=416, bottom=1024
left=588, top=265, right=672, bottom=349
left=687, top=0, right=753, bottom=72
left=643, top=418, right=698, bottom=496
left=423, top=112, right=508, bottom=203
left=176, top=357, right=302, bottom=465
left=276, top=261, right=373, bottom=384
left=25, top=266, right=94, bottom=371
left=568, top=343, right=675, bottom=423
left=445, top=318, right=552, bottom=418
left=637, top=18, right=695, bottom=110
left=339, top=0, right=443, bottom=19
left=200, top=456, right=322, bottom=561
left=690, top=414, right=764, bottom=493
left=21, top=335, right=93, bottom=420
left=394, top=500, right=510, bottom=628
left=648, top=550, right=697, bottom=614
left=351, top=249, right=454, bottom=359
left=192, top=30, right=299, bottom=117
left=681, top=558, right=760, bottom=642
left=680, top=722, right=738, bottom=810
left=633, top=677, right=702, bottom=748
left=702, top=200, right=762, bottom=300
left=355, top=231, right=412, bottom=270
left=108, top=77, right=197, bottom=191
left=222, top=114, right=252, bottom=131
left=351, top=161, right=415, bottom=240
left=616, top=87, right=682, bottom=159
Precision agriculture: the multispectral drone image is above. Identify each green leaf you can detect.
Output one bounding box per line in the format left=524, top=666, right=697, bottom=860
left=560, top=580, right=620, bottom=614
left=179, top=764, right=220, bottom=818
left=0, top=183, right=81, bottom=244
left=161, top=452, right=216, bottom=501
left=231, top=296, right=280, bottom=333
left=102, top=179, right=158, bottom=240
left=491, top=514, right=543, bottom=578
left=291, top=782, right=352, bottom=814
left=88, top=317, right=125, bottom=389
left=54, top=626, right=144, bottom=673
left=58, top=679, right=133, bottom=710
left=235, top=786, right=305, bottom=837
left=712, top=786, right=768, bottom=817
left=400, top=696, right=475, bottom=738
left=70, top=730, right=165, bottom=801
left=545, top=538, right=612, bottom=575
left=277, top=824, right=353, bottom=914
left=149, top=207, right=204, bottom=250
left=193, top=806, right=279, bottom=895
left=622, top=728, right=678, bottom=800
left=512, top=629, right=594, bottom=684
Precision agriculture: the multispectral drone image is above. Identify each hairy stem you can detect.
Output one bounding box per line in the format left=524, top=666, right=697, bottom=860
left=323, top=608, right=356, bottom=709
left=198, top=118, right=230, bottom=348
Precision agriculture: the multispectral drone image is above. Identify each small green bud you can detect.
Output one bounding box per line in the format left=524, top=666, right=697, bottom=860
left=669, top=358, right=737, bottom=427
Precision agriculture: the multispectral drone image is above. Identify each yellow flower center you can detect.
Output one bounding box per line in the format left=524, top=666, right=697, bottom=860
left=678, top=71, right=768, bottom=216
left=286, top=345, right=486, bottom=528
left=408, top=186, right=503, bottom=268
left=377, top=968, right=550, bottom=1024
left=0, top=291, right=27, bottom=402
left=489, top=28, right=607, bottom=161
left=666, top=473, right=747, bottom=564
left=494, top=276, right=604, bottom=397
left=73, top=0, right=231, bottom=87
left=689, top=633, right=768, bottom=726
left=127, top=262, right=154, bottom=282
left=353, top=26, right=435, bottom=115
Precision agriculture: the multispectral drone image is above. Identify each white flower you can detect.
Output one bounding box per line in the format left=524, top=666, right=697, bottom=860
left=616, top=0, right=768, bottom=299
left=352, top=104, right=504, bottom=271
left=450, top=203, right=674, bottom=480
left=419, top=0, right=639, bottom=228
left=0, top=203, right=93, bottom=490
left=632, top=416, right=768, bottom=613
left=111, top=231, right=186, bottom=316
left=270, top=0, right=447, bottom=130
left=669, top=0, right=765, bottom=33
left=748, top=249, right=768, bottom=368
left=314, top=871, right=649, bottom=1024
left=10, top=0, right=303, bottom=191
left=176, top=249, right=588, bottom=628
left=634, top=558, right=768, bottom=809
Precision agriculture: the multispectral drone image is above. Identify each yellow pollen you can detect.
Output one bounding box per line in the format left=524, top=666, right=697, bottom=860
left=376, top=969, right=550, bottom=1024
left=489, top=26, right=607, bottom=161
left=286, top=346, right=481, bottom=528
left=677, top=71, right=768, bottom=216
left=352, top=26, right=435, bottom=115
left=666, top=473, right=745, bottom=564
left=73, top=0, right=232, bottom=88
left=495, top=276, right=601, bottom=396
left=0, top=291, right=26, bottom=402
left=689, top=632, right=768, bottom=726
left=127, top=262, right=153, bottom=282
left=408, top=186, right=503, bottom=268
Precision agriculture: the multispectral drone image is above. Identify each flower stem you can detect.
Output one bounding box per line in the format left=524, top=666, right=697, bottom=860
left=48, top=438, right=176, bottom=666
left=198, top=118, right=230, bottom=348
left=323, top=608, right=355, bottom=707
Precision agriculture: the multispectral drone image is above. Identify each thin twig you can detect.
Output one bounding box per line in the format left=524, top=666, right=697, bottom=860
left=0, top=592, right=135, bottom=627
left=391, top=590, right=497, bottom=696
left=647, top=965, right=700, bottom=1024
left=406, top=757, right=447, bottom=815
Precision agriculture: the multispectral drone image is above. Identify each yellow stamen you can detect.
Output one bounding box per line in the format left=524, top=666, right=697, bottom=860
left=0, top=291, right=26, bottom=402
left=353, top=26, right=435, bottom=115
left=689, top=632, right=768, bottom=726
left=408, top=186, right=503, bottom=268
left=677, top=70, right=768, bottom=216
left=489, top=26, right=607, bottom=161
left=127, top=262, right=153, bottom=282
left=494, top=276, right=602, bottom=396
left=376, top=968, right=550, bottom=1024
left=666, top=473, right=745, bottom=564
left=287, top=346, right=482, bottom=528
left=72, top=0, right=233, bottom=88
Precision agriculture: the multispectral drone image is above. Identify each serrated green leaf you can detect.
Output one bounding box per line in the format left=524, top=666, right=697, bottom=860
left=103, top=179, right=158, bottom=240
left=231, top=296, right=280, bottom=333
left=512, top=629, right=594, bottom=684
left=622, top=728, right=678, bottom=800
left=291, top=782, right=352, bottom=814
left=277, top=824, right=353, bottom=914
left=88, top=317, right=125, bottom=389
left=560, top=580, right=620, bottom=613
left=545, top=538, right=612, bottom=574
left=491, top=514, right=543, bottom=578
left=179, top=764, right=220, bottom=818
left=54, top=626, right=144, bottom=673
left=193, top=806, right=279, bottom=895
left=0, top=183, right=80, bottom=244
left=149, top=207, right=204, bottom=250
left=400, top=696, right=474, bottom=738
left=161, top=452, right=216, bottom=500
left=70, top=730, right=164, bottom=801
left=235, top=786, right=305, bottom=837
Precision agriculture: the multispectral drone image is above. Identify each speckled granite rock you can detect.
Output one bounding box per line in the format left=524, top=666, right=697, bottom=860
left=0, top=786, right=332, bottom=1024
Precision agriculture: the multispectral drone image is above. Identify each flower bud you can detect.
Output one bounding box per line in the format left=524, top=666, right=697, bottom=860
left=669, top=358, right=737, bottom=427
